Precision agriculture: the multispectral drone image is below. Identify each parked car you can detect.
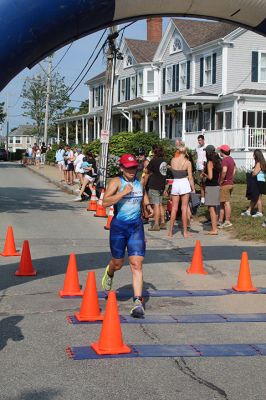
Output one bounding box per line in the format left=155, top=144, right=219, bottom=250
left=0, top=148, right=8, bottom=161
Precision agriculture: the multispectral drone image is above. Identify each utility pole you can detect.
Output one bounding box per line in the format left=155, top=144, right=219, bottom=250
left=43, top=55, right=53, bottom=145
left=98, top=26, right=121, bottom=188
left=5, top=93, right=9, bottom=157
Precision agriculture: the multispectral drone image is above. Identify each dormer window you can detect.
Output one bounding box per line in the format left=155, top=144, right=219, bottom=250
left=124, top=53, right=133, bottom=68
left=171, top=35, right=182, bottom=54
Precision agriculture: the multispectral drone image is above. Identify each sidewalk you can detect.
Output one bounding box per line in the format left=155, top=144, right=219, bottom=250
left=26, top=163, right=79, bottom=195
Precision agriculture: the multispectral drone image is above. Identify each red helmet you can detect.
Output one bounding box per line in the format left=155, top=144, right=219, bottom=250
left=119, top=154, right=138, bottom=168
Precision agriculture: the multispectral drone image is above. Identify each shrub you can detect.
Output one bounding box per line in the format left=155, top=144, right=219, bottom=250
left=10, top=149, right=25, bottom=161
left=234, top=169, right=247, bottom=184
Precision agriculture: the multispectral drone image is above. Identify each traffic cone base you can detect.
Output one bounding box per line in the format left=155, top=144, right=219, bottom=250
left=232, top=252, right=257, bottom=292
left=0, top=226, right=21, bottom=257
left=74, top=311, right=103, bottom=322
left=59, top=253, right=83, bottom=297
left=94, top=188, right=107, bottom=218
left=15, top=240, right=36, bottom=276
left=74, top=271, right=103, bottom=321
left=87, top=186, right=98, bottom=211
left=186, top=240, right=207, bottom=275
left=104, top=206, right=114, bottom=230
left=90, top=291, right=131, bottom=355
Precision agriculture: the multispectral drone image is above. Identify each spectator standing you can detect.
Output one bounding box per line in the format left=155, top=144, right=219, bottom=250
left=136, top=148, right=149, bottom=182
left=32, top=142, right=38, bottom=163
left=40, top=142, right=47, bottom=165
left=35, top=146, right=41, bottom=168
left=55, top=146, right=65, bottom=181
left=241, top=149, right=266, bottom=218
left=73, top=152, right=98, bottom=201
left=147, top=145, right=168, bottom=231
left=168, top=143, right=195, bottom=238
left=64, top=146, right=75, bottom=185
left=201, top=145, right=222, bottom=235
left=218, top=145, right=236, bottom=228
left=196, top=135, right=207, bottom=204
left=74, top=148, right=85, bottom=186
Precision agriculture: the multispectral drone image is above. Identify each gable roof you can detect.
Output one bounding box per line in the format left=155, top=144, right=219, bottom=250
left=86, top=71, right=105, bottom=85
left=172, top=19, right=239, bottom=48
left=124, top=39, right=158, bottom=63
left=9, top=125, right=35, bottom=136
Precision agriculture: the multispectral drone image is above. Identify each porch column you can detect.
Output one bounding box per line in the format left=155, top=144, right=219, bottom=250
left=182, top=102, right=186, bottom=141
left=97, top=117, right=101, bottom=138
left=82, top=117, right=85, bottom=143
left=158, top=103, right=162, bottom=138
left=244, top=125, right=249, bottom=152
left=66, top=121, right=69, bottom=145
left=233, top=98, right=238, bottom=129
left=162, top=106, right=166, bottom=139
left=129, top=112, right=133, bottom=132
left=145, top=108, right=149, bottom=132
left=57, top=124, right=60, bottom=144
left=85, top=118, right=89, bottom=144
left=75, top=120, right=79, bottom=144
left=94, top=116, right=97, bottom=140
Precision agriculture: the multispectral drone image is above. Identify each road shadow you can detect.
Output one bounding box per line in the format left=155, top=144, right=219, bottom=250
left=117, top=281, right=157, bottom=306
left=0, top=315, right=24, bottom=351
left=6, top=389, right=61, bottom=400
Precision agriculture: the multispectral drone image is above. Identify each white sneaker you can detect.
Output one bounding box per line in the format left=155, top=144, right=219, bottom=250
left=200, top=198, right=205, bottom=205
left=241, top=210, right=251, bottom=216
left=262, top=221, right=266, bottom=227
left=252, top=212, right=263, bottom=218
left=72, top=196, right=82, bottom=202
left=219, top=221, right=233, bottom=228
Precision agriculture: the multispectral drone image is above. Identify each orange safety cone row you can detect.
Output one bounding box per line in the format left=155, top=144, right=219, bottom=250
left=0, top=226, right=21, bottom=256
left=233, top=252, right=257, bottom=292
left=94, top=188, right=107, bottom=218
left=87, top=186, right=98, bottom=212
left=15, top=240, right=36, bottom=276
left=59, top=253, right=83, bottom=297
left=91, top=291, right=131, bottom=355
left=74, top=271, right=103, bottom=322
left=104, top=206, right=114, bottom=230
left=187, top=240, right=207, bottom=275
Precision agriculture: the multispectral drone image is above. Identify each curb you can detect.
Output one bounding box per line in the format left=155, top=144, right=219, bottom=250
left=25, top=165, right=77, bottom=195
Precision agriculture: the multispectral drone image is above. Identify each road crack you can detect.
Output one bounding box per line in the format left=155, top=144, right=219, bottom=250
left=139, top=324, right=160, bottom=343
left=173, top=357, right=229, bottom=399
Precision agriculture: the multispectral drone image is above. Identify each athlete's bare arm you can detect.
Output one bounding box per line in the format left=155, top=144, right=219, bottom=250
left=103, top=177, right=133, bottom=208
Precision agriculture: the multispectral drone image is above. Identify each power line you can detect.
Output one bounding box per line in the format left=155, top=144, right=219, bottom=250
left=52, top=42, right=73, bottom=72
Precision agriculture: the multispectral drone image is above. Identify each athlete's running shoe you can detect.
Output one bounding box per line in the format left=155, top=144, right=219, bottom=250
left=130, top=297, right=145, bottom=318
left=101, top=265, right=113, bottom=291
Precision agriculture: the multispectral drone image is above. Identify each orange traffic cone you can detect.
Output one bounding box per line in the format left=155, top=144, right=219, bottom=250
left=104, top=206, right=114, bottom=230
left=59, top=253, right=83, bottom=297
left=87, top=186, right=98, bottom=212
left=94, top=189, right=107, bottom=218
left=233, top=252, right=257, bottom=292
left=74, top=271, right=103, bottom=321
left=91, top=291, right=131, bottom=355
left=187, top=240, right=207, bottom=274
left=0, top=226, right=21, bottom=256
left=15, top=240, right=36, bottom=276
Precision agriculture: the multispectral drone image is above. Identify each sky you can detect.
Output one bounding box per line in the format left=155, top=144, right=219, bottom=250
left=0, top=18, right=170, bottom=134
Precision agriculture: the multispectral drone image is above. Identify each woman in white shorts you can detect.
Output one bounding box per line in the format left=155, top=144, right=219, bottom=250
left=168, top=143, right=195, bottom=238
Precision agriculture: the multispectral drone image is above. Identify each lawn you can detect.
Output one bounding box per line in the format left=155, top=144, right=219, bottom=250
left=197, top=184, right=266, bottom=242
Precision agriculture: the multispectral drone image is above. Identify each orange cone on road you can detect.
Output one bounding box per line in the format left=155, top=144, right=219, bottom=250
left=91, top=291, right=131, bottom=355
left=104, top=206, right=114, bottom=230
left=0, top=226, right=21, bottom=256
left=233, top=252, right=257, bottom=292
left=87, top=186, right=98, bottom=212
left=59, top=253, right=83, bottom=297
left=74, top=271, right=103, bottom=322
left=187, top=240, right=207, bottom=275
left=15, top=240, right=36, bottom=276
left=94, top=189, right=107, bottom=218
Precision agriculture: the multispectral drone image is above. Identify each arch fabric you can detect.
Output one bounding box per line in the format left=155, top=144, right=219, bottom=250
left=0, top=0, right=266, bottom=90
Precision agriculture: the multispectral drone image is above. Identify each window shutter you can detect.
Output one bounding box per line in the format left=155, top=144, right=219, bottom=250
left=118, top=80, right=121, bottom=102
left=162, top=68, right=166, bottom=94
left=176, top=64, right=179, bottom=92
left=172, top=65, right=176, bottom=92
left=135, top=74, right=138, bottom=97
left=251, top=51, right=259, bottom=82
left=97, top=87, right=100, bottom=106
left=92, top=88, right=95, bottom=107
left=200, top=57, right=204, bottom=87
left=187, top=61, right=191, bottom=89
left=212, top=53, right=217, bottom=84
left=126, top=77, right=130, bottom=100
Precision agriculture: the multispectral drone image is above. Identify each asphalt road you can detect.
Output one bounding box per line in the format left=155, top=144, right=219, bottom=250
left=1, top=162, right=266, bottom=400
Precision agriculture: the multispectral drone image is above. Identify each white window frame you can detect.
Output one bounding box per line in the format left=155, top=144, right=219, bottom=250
left=204, top=54, right=212, bottom=86
left=147, top=70, right=154, bottom=94
left=259, top=51, right=266, bottom=82
left=137, top=71, right=143, bottom=96
left=9, top=137, right=14, bottom=144
left=130, top=75, right=136, bottom=98
left=124, top=52, right=133, bottom=69
left=119, top=78, right=126, bottom=102
left=166, top=65, right=173, bottom=93
left=16, top=137, right=22, bottom=144
left=26, top=136, right=31, bottom=144
left=203, top=106, right=211, bottom=131
left=179, top=61, right=187, bottom=91
left=170, top=34, right=182, bottom=54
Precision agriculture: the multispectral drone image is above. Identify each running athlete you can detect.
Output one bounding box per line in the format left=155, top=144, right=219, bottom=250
left=101, top=154, right=153, bottom=318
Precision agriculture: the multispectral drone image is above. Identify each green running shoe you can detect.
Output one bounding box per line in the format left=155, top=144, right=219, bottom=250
left=101, top=265, right=113, bottom=291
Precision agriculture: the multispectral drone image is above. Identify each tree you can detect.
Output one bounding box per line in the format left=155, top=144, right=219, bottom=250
left=21, top=72, right=70, bottom=136
left=77, top=99, right=89, bottom=115
left=0, top=102, right=6, bottom=124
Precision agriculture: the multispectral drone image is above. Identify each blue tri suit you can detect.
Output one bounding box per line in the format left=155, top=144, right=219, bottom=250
left=110, top=176, right=145, bottom=259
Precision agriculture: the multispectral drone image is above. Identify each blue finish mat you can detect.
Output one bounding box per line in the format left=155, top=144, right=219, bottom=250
left=62, top=288, right=266, bottom=299
left=67, top=343, right=266, bottom=360
left=67, top=313, right=266, bottom=325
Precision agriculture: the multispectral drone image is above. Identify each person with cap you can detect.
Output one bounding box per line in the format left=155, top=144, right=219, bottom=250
left=201, top=145, right=222, bottom=235
left=196, top=135, right=208, bottom=204
left=101, top=153, right=153, bottom=318
left=218, top=144, right=236, bottom=228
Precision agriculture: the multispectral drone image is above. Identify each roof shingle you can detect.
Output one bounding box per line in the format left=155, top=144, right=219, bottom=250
left=125, top=39, right=158, bottom=63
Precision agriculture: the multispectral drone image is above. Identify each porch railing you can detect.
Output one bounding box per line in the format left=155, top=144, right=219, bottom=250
left=184, top=126, right=266, bottom=151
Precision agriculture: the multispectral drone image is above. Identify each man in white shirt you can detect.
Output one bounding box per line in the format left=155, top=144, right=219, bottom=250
left=196, top=134, right=207, bottom=204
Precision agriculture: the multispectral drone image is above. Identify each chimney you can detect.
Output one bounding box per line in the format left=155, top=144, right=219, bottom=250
left=147, top=17, right=162, bottom=43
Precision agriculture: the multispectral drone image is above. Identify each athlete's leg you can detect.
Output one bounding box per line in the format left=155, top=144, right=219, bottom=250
left=128, top=255, right=144, bottom=297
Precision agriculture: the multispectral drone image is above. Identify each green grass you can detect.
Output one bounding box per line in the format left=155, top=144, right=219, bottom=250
left=197, top=184, right=266, bottom=242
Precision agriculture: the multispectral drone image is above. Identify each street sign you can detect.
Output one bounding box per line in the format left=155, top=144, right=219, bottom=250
left=100, top=130, right=110, bottom=144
